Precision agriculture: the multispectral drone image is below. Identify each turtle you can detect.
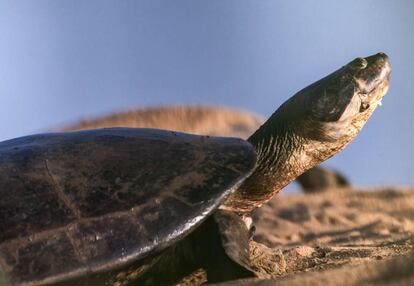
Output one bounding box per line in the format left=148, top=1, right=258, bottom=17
left=62, top=104, right=350, bottom=192
left=0, top=52, right=390, bottom=286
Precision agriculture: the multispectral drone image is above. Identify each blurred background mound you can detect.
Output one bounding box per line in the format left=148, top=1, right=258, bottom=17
left=296, top=167, right=350, bottom=193
left=62, top=105, right=350, bottom=194
left=63, top=105, right=263, bottom=139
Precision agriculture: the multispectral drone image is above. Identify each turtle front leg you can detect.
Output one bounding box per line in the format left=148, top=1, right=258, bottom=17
left=248, top=240, right=286, bottom=278
left=214, top=210, right=286, bottom=280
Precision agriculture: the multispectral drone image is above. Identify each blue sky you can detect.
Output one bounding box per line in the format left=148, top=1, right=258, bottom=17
left=0, top=1, right=413, bottom=186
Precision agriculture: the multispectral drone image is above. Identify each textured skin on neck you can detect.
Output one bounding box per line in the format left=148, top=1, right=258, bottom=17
left=221, top=111, right=307, bottom=214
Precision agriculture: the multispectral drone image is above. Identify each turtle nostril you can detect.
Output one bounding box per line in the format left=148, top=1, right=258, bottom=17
left=351, top=57, right=368, bottom=70
left=377, top=52, right=389, bottom=61
left=359, top=58, right=368, bottom=69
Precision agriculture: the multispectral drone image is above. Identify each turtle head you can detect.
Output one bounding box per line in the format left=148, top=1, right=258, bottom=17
left=223, top=53, right=391, bottom=214
left=301, top=52, right=391, bottom=142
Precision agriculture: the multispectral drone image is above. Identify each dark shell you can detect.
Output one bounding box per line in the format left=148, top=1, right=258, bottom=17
left=0, top=128, right=256, bottom=285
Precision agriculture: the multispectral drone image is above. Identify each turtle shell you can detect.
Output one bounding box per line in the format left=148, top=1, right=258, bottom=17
left=0, top=128, right=256, bottom=285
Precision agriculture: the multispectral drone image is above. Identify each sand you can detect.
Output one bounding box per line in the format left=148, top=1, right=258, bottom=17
left=210, top=187, right=414, bottom=285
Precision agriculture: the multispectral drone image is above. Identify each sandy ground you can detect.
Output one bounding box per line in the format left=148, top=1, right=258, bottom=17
left=64, top=105, right=414, bottom=285
left=209, top=187, right=414, bottom=285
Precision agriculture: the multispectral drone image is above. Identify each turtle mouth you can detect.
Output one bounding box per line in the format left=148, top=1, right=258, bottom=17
left=359, top=78, right=389, bottom=112
left=373, top=79, right=389, bottom=106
